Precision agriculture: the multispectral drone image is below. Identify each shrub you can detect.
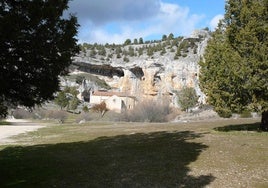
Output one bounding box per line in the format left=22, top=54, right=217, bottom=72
left=193, top=46, right=198, bottom=54
left=12, top=108, right=33, bottom=119
left=92, top=102, right=108, bottom=117
left=177, top=87, right=198, bottom=112
left=138, top=48, right=143, bottom=56
left=0, top=104, right=8, bottom=118
left=122, top=100, right=171, bottom=122
left=76, top=112, right=92, bottom=123
left=240, top=110, right=252, bottom=118
left=123, top=56, right=130, bottom=62
left=160, top=48, right=166, bottom=55
left=54, top=87, right=80, bottom=111
left=75, top=75, right=85, bottom=85
left=32, top=108, right=47, bottom=119
left=54, top=91, right=69, bottom=110
left=215, top=107, right=232, bottom=118
left=46, top=110, right=67, bottom=123
left=68, top=97, right=80, bottom=112
left=82, top=105, right=89, bottom=113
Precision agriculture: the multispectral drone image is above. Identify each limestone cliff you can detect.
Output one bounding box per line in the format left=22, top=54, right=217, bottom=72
left=71, top=29, right=210, bottom=104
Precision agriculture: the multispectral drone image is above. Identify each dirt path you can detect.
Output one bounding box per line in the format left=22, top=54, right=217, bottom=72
left=0, top=119, right=46, bottom=144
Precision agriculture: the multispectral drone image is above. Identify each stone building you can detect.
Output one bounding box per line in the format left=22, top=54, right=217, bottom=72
left=90, top=90, right=137, bottom=113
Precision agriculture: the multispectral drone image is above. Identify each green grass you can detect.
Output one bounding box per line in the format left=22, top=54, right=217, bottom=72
left=0, top=120, right=11, bottom=125
left=214, top=122, right=261, bottom=132
left=0, top=118, right=267, bottom=187
left=0, top=131, right=214, bottom=187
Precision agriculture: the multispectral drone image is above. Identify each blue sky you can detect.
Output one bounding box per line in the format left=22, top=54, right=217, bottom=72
left=67, top=0, right=225, bottom=44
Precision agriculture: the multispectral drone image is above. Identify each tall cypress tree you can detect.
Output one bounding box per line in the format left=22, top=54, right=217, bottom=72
left=199, top=0, right=268, bottom=129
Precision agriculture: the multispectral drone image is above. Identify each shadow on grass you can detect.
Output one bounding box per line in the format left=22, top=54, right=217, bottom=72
left=0, top=131, right=215, bottom=187
left=214, top=122, right=261, bottom=132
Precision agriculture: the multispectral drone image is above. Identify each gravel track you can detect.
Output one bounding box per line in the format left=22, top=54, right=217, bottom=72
left=0, top=119, right=45, bottom=144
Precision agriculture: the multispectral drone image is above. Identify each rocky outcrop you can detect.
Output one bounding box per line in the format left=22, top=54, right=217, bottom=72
left=72, top=62, right=124, bottom=77
left=72, top=29, right=210, bottom=104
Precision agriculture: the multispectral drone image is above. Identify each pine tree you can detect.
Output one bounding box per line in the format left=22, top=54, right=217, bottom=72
left=124, top=39, right=131, bottom=45
left=199, top=0, right=268, bottom=129
left=139, top=37, right=143, bottom=44
left=54, top=91, right=69, bottom=110
left=168, top=33, right=174, bottom=40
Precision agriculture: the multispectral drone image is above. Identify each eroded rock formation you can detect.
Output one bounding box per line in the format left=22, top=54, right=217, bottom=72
left=72, top=29, right=210, bottom=104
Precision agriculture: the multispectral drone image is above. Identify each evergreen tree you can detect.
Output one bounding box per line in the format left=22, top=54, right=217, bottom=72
left=162, top=34, right=167, bottom=41
left=115, top=47, right=122, bottom=58
left=75, top=75, right=85, bottom=85
left=138, top=48, right=144, bottom=56
left=54, top=91, right=69, bottom=110
left=168, top=33, right=174, bottom=40
left=128, top=46, right=135, bottom=57
left=199, top=0, right=268, bottom=127
left=160, top=47, right=166, bottom=55
left=147, top=48, right=154, bottom=56
left=68, top=97, right=80, bottom=112
left=98, top=46, right=106, bottom=56
left=200, top=23, right=244, bottom=117
left=123, top=56, right=130, bottom=63
left=0, top=0, right=78, bottom=117
left=90, top=48, right=97, bottom=57
left=139, top=37, right=143, bottom=44
left=55, top=86, right=79, bottom=111
left=178, top=87, right=199, bottom=112
left=124, top=39, right=131, bottom=45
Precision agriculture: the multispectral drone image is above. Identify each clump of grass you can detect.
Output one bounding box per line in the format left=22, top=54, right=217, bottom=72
left=76, top=112, right=92, bottom=123
left=0, top=120, right=11, bottom=125
left=46, top=110, right=68, bottom=123
left=239, top=110, right=252, bottom=118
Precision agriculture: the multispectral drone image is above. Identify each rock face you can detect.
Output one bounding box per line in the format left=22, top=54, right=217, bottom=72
left=72, top=29, right=210, bottom=105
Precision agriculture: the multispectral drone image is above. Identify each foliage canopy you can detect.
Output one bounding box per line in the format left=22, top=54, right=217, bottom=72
left=92, top=101, right=108, bottom=117
left=199, top=0, right=268, bottom=117
left=0, top=0, right=79, bottom=117
left=178, top=87, right=199, bottom=112
left=54, top=87, right=79, bottom=111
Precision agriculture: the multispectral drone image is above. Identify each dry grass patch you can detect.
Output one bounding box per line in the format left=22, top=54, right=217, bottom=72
left=0, top=118, right=267, bottom=187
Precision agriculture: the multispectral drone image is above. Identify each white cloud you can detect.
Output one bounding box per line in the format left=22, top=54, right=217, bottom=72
left=138, top=2, right=204, bottom=39
left=88, top=26, right=136, bottom=44
left=68, top=0, right=160, bottom=25
left=209, top=14, right=224, bottom=31
left=72, top=0, right=205, bottom=43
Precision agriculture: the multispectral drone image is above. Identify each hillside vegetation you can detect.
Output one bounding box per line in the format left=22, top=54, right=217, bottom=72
left=74, top=30, right=209, bottom=65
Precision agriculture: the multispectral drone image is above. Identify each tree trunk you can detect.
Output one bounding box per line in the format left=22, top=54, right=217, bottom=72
left=261, top=111, right=268, bottom=131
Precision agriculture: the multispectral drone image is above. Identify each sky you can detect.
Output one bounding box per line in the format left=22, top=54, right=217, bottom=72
left=66, top=0, right=225, bottom=44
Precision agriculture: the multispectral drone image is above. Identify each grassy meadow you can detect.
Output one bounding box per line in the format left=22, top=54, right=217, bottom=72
left=0, top=118, right=267, bottom=187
